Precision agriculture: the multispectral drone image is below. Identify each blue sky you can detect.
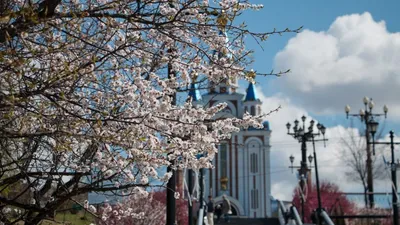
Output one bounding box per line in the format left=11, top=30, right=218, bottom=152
left=241, top=0, right=400, bottom=100
left=229, top=1, right=400, bottom=201
left=242, top=0, right=400, bottom=124
left=237, top=0, right=400, bottom=132
left=240, top=0, right=400, bottom=76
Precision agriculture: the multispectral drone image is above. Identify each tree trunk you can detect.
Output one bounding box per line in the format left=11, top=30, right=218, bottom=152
left=364, top=186, right=368, bottom=208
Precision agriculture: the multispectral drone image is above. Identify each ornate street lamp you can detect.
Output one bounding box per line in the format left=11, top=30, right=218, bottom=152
left=286, top=115, right=328, bottom=224
left=289, top=155, right=295, bottom=173
left=367, top=119, right=379, bottom=153
left=345, top=97, right=389, bottom=208
left=289, top=154, right=295, bottom=164
left=308, top=154, right=313, bottom=164
left=286, top=122, right=291, bottom=132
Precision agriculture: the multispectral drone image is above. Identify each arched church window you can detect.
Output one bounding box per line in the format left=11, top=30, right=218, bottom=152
left=250, top=106, right=255, bottom=116
left=244, top=106, right=248, bottom=113
left=250, top=153, right=258, bottom=173
left=220, top=143, right=228, bottom=179
left=258, top=106, right=261, bottom=115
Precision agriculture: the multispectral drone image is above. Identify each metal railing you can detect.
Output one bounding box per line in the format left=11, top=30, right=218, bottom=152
left=291, top=206, right=302, bottom=225
left=320, top=209, right=334, bottom=225
left=277, top=200, right=286, bottom=225
left=277, top=200, right=303, bottom=225
left=197, top=207, right=204, bottom=225
left=276, top=199, right=336, bottom=225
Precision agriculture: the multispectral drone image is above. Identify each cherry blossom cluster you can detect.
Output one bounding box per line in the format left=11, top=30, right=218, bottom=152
left=0, top=0, right=268, bottom=222
left=96, top=189, right=189, bottom=225
left=218, top=0, right=263, bottom=11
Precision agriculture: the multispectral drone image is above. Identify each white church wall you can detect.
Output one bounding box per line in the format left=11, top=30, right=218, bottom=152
left=237, top=135, right=246, bottom=216
left=245, top=137, right=263, bottom=218
left=194, top=84, right=273, bottom=218
left=231, top=135, right=237, bottom=201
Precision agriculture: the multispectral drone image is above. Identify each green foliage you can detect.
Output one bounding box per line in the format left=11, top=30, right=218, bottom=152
left=38, top=211, right=95, bottom=225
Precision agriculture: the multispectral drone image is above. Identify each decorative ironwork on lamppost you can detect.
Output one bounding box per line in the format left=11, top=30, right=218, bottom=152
left=366, top=119, right=399, bottom=225
left=345, top=97, right=388, bottom=155
left=345, top=97, right=388, bottom=209
left=286, top=116, right=327, bottom=224
left=289, top=154, right=315, bottom=174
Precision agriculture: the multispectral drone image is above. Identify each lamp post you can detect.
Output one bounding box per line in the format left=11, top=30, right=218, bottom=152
left=309, top=135, right=325, bottom=225
left=366, top=119, right=399, bottom=225
left=288, top=154, right=306, bottom=223
left=166, top=54, right=177, bottom=225
left=345, top=97, right=388, bottom=208
left=199, top=167, right=205, bottom=219
left=286, top=116, right=327, bottom=224
left=388, top=131, right=399, bottom=225
left=188, top=169, right=193, bottom=225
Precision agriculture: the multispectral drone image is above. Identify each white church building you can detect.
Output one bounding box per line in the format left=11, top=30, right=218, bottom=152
left=188, top=79, right=273, bottom=218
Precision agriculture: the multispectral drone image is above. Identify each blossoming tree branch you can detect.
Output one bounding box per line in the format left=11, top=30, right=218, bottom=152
left=0, top=0, right=300, bottom=224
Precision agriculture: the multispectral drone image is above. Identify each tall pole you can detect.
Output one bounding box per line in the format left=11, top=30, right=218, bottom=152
left=390, top=131, right=399, bottom=225
left=166, top=164, right=176, bottom=225
left=301, top=192, right=305, bottom=223
left=365, top=113, right=374, bottom=208
left=301, top=137, right=308, bottom=174
left=188, top=169, right=193, bottom=225
left=312, top=137, right=322, bottom=225
left=199, top=168, right=205, bottom=217
left=300, top=137, right=307, bottom=223
left=166, top=61, right=177, bottom=225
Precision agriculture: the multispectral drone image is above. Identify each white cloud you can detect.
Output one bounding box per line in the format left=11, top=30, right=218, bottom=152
left=273, top=12, right=400, bottom=119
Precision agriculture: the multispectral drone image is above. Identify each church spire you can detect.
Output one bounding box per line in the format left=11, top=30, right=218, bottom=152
left=208, top=29, right=238, bottom=94
left=243, top=82, right=261, bottom=116
left=244, top=82, right=258, bottom=101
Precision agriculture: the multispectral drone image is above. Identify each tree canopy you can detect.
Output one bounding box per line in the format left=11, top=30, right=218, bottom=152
left=0, top=0, right=299, bottom=224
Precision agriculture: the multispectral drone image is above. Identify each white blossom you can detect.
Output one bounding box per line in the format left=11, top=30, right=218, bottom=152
left=174, top=192, right=180, bottom=199
left=84, top=200, right=89, bottom=209
left=0, top=0, right=270, bottom=223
